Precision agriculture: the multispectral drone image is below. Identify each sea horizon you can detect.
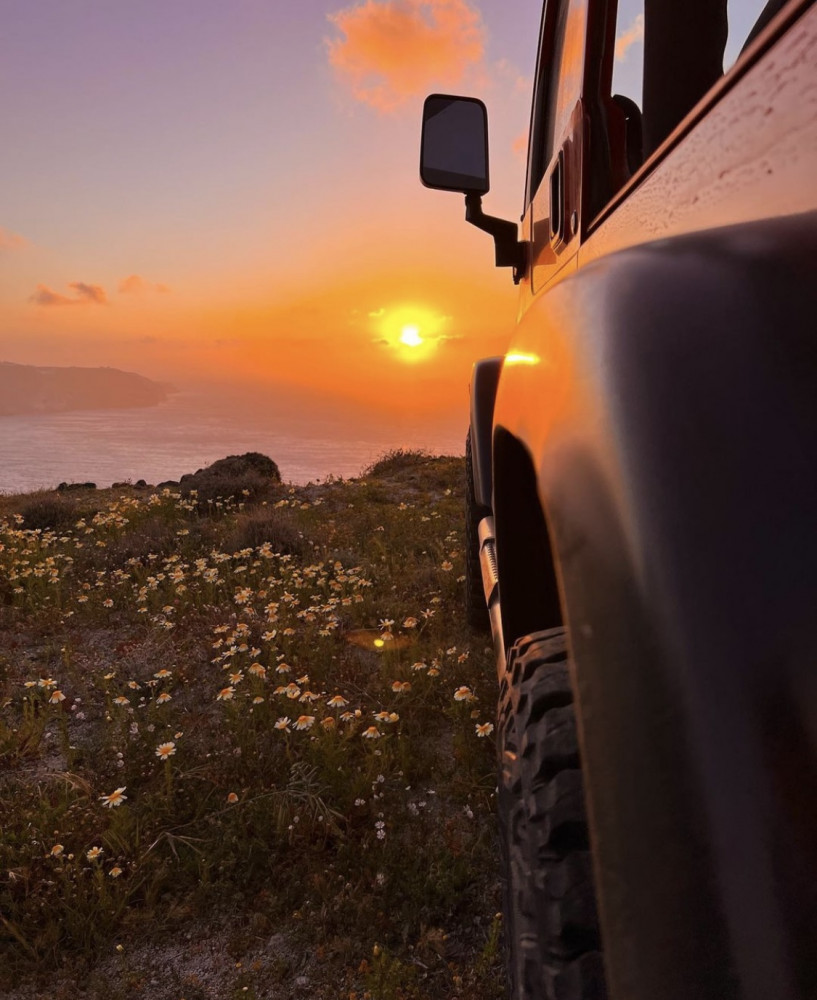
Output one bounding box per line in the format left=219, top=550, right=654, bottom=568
left=0, top=380, right=467, bottom=495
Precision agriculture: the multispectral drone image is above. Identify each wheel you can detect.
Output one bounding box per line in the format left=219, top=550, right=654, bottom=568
left=498, top=627, right=607, bottom=999
left=465, top=430, right=490, bottom=632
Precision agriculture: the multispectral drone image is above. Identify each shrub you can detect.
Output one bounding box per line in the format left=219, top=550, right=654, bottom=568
left=222, top=508, right=308, bottom=558
left=19, top=494, right=83, bottom=531
left=363, top=449, right=430, bottom=478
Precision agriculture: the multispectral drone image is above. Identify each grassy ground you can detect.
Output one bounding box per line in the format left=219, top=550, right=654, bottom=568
left=0, top=451, right=504, bottom=1000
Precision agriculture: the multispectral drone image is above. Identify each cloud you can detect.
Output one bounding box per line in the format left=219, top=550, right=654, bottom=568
left=512, top=130, right=528, bottom=162
left=69, top=281, right=107, bottom=304
left=119, top=274, right=171, bottom=295
left=30, top=281, right=108, bottom=306
left=119, top=274, right=147, bottom=294
left=492, top=58, right=530, bottom=94
left=615, top=13, right=644, bottom=61
left=0, top=226, right=26, bottom=251
left=30, top=285, right=75, bottom=307
left=327, top=0, right=485, bottom=112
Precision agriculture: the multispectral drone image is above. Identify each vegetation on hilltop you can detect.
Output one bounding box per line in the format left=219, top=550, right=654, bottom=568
left=0, top=452, right=503, bottom=1000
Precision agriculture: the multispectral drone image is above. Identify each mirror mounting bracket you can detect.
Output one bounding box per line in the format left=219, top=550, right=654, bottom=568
left=464, top=193, right=526, bottom=284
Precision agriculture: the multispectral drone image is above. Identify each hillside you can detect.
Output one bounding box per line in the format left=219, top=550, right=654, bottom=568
left=0, top=452, right=503, bottom=1000
left=0, top=362, right=168, bottom=416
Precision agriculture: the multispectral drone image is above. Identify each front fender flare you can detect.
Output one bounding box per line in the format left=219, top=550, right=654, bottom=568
left=468, top=357, right=503, bottom=511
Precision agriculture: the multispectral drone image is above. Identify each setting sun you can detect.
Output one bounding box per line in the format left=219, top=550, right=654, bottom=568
left=400, top=325, right=423, bottom=347
left=373, top=305, right=449, bottom=363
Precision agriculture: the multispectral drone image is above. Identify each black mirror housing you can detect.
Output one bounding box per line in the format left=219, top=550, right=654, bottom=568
left=420, top=94, right=489, bottom=195
left=419, top=93, right=524, bottom=283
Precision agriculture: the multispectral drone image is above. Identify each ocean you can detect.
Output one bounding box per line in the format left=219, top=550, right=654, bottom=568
left=0, top=382, right=466, bottom=495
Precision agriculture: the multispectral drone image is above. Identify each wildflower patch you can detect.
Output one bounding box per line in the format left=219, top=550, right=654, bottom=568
left=0, top=456, right=501, bottom=998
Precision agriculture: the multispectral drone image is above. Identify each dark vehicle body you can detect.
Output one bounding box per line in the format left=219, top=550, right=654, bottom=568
left=421, top=1, right=817, bottom=998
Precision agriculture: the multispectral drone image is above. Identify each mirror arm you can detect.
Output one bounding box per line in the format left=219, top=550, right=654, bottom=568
left=464, top=193, right=526, bottom=284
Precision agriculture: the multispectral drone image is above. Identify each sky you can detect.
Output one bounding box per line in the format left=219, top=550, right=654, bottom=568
left=0, top=0, right=544, bottom=421
left=0, top=0, right=765, bottom=423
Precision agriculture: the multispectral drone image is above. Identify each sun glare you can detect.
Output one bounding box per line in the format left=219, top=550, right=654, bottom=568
left=374, top=306, right=447, bottom=363
left=400, top=325, right=423, bottom=348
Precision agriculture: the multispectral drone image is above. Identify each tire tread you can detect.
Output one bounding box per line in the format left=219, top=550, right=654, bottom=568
left=498, top=629, right=607, bottom=1000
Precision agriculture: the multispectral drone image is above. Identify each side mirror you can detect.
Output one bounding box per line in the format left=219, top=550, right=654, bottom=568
left=419, top=93, right=525, bottom=283
left=420, top=95, right=489, bottom=194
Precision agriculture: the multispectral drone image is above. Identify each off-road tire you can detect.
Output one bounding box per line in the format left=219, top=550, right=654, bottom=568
left=498, top=628, right=607, bottom=1000
left=465, top=430, right=490, bottom=631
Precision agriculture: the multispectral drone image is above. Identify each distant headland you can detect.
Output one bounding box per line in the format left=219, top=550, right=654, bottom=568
left=0, top=362, right=171, bottom=416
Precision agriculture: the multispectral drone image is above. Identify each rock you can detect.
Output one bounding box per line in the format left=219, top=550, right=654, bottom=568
left=178, top=453, right=281, bottom=502
left=180, top=452, right=281, bottom=485
left=56, top=482, right=96, bottom=491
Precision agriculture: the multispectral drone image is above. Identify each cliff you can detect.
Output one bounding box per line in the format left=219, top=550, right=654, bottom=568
left=0, top=362, right=168, bottom=415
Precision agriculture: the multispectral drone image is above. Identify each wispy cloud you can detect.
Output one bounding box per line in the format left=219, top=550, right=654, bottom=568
left=0, top=227, right=27, bottom=251
left=492, top=58, right=530, bottom=95
left=512, top=130, right=528, bottom=162
left=615, top=13, right=644, bottom=61
left=30, top=286, right=74, bottom=307
left=30, top=282, right=108, bottom=306
left=327, top=0, right=484, bottom=113
left=70, top=282, right=107, bottom=304
left=119, top=274, right=171, bottom=295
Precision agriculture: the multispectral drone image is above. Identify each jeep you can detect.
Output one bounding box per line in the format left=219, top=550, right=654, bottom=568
left=420, top=2, right=817, bottom=998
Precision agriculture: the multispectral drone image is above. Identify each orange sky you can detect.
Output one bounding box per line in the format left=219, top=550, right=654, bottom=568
left=1, top=0, right=547, bottom=421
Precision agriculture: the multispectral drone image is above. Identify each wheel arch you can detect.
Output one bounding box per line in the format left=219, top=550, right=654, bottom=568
left=492, top=425, right=563, bottom=652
